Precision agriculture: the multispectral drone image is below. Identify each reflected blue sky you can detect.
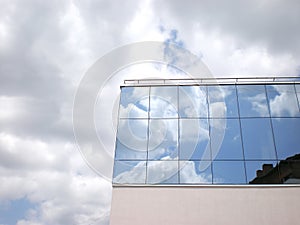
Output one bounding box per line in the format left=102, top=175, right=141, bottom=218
left=179, top=86, right=208, bottom=118
left=237, top=85, right=270, bottom=117
left=267, top=85, right=300, bottom=117
left=272, top=118, right=300, bottom=159
left=114, top=84, right=300, bottom=185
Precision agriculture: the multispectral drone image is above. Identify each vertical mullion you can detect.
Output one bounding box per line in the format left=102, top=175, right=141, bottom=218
left=236, top=84, right=248, bottom=183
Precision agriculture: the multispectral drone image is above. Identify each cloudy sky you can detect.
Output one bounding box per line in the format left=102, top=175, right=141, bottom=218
left=0, top=0, right=300, bottom=224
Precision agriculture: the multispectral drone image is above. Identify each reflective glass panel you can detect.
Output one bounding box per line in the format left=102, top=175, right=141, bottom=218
left=147, top=161, right=178, bottom=184
left=115, top=119, right=148, bottom=160
left=208, top=85, right=238, bottom=118
left=179, top=86, right=208, bottom=118
left=179, top=161, right=212, bottom=184
left=296, top=84, right=300, bottom=109
left=119, top=87, right=149, bottom=118
left=245, top=161, right=279, bottom=184
left=150, top=86, right=178, bottom=118
left=113, top=161, right=146, bottom=184
left=148, top=119, right=178, bottom=160
left=272, top=118, right=300, bottom=160
left=267, top=85, right=300, bottom=117
left=212, top=119, right=244, bottom=160
left=237, top=85, right=270, bottom=117
left=241, top=118, right=276, bottom=160
left=213, top=161, right=246, bottom=184
left=179, top=119, right=210, bottom=160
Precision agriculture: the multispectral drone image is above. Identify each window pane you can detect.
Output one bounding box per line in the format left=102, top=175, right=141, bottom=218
left=148, top=119, right=178, bottom=160
left=179, top=119, right=210, bottom=160
left=237, top=85, right=269, bottom=117
left=147, top=161, right=178, bottom=184
left=267, top=85, right=300, bottom=117
left=241, top=118, right=276, bottom=160
left=115, top=119, right=148, bottom=160
left=113, top=161, right=146, bottom=184
left=296, top=84, right=300, bottom=109
left=150, top=86, right=178, bottom=118
left=179, top=86, right=208, bottom=118
left=208, top=85, right=238, bottom=118
left=272, top=118, right=300, bottom=160
left=179, top=161, right=212, bottom=184
left=212, top=119, right=244, bottom=160
left=213, top=161, right=246, bottom=184
left=246, top=161, right=279, bottom=184
left=119, top=87, right=149, bottom=118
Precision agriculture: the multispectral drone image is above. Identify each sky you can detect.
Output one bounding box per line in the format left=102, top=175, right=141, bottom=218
left=0, top=0, right=300, bottom=224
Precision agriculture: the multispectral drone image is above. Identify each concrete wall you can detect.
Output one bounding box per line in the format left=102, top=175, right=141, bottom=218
left=110, top=186, right=300, bottom=225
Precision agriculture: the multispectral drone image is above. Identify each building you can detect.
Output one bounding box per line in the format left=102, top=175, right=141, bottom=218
left=110, top=77, right=300, bottom=225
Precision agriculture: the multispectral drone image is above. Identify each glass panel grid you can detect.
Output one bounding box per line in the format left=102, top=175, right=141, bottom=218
left=113, top=84, right=300, bottom=185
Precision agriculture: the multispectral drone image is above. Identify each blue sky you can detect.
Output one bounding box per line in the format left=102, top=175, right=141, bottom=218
left=0, top=0, right=300, bottom=224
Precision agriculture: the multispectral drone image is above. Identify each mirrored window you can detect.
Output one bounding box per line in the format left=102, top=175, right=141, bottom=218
left=148, top=119, right=178, bottom=160
left=115, top=119, right=148, bottom=160
left=245, top=161, right=279, bottom=184
left=147, top=161, right=178, bottom=184
left=113, top=161, right=146, bottom=184
left=179, top=161, right=212, bottom=184
left=179, top=119, right=210, bottom=160
left=213, top=161, right=246, bottom=184
left=150, top=86, right=178, bottom=118
left=272, top=118, right=300, bottom=160
left=241, top=118, right=276, bottom=160
left=212, top=119, right=244, bottom=160
left=267, top=85, right=300, bottom=117
left=295, top=84, right=300, bottom=109
left=119, top=87, right=149, bottom=118
left=237, top=85, right=270, bottom=117
left=179, top=86, right=208, bottom=118
left=208, top=85, right=238, bottom=118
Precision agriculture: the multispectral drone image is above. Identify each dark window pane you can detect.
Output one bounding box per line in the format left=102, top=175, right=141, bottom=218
left=208, top=85, right=238, bottom=118
left=115, top=119, right=148, bottom=160
left=147, top=161, right=178, bottom=184
left=179, top=86, right=208, bottom=118
left=119, top=87, right=149, bottom=118
left=179, top=161, right=212, bottom=184
left=272, top=118, right=300, bottom=160
left=212, top=119, right=244, bottom=160
left=237, top=85, right=269, bottom=117
left=150, top=86, right=178, bottom=118
left=113, top=161, right=146, bottom=184
left=179, top=119, right=210, bottom=160
left=246, top=161, right=279, bottom=184
left=267, top=85, right=300, bottom=117
left=213, top=161, right=246, bottom=184
left=148, top=119, right=178, bottom=160
left=241, top=118, right=276, bottom=160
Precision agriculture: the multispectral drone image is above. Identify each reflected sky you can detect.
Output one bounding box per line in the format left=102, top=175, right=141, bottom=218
left=119, top=86, right=149, bottom=118
left=267, top=85, right=300, bottom=117
left=241, top=118, right=276, bottom=160
left=148, top=119, right=178, bottom=160
left=180, top=161, right=212, bottom=184
left=179, top=86, right=208, bottom=118
left=237, top=85, right=270, bottom=117
left=114, top=84, right=300, bottom=185
left=213, top=161, right=246, bottom=184
left=208, top=85, right=238, bottom=118
left=150, top=86, right=178, bottom=118
left=113, top=161, right=146, bottom=184
left=272, top=118, right=300, bottom=160
left=245, top=161, right=278, bottom=183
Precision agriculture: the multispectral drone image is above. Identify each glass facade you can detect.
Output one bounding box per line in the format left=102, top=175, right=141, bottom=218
left=113, top=83, right=300, bottom=184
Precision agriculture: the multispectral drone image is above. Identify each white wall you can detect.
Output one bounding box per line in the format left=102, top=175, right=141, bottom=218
left=110, top=186, right=300, bottom=225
